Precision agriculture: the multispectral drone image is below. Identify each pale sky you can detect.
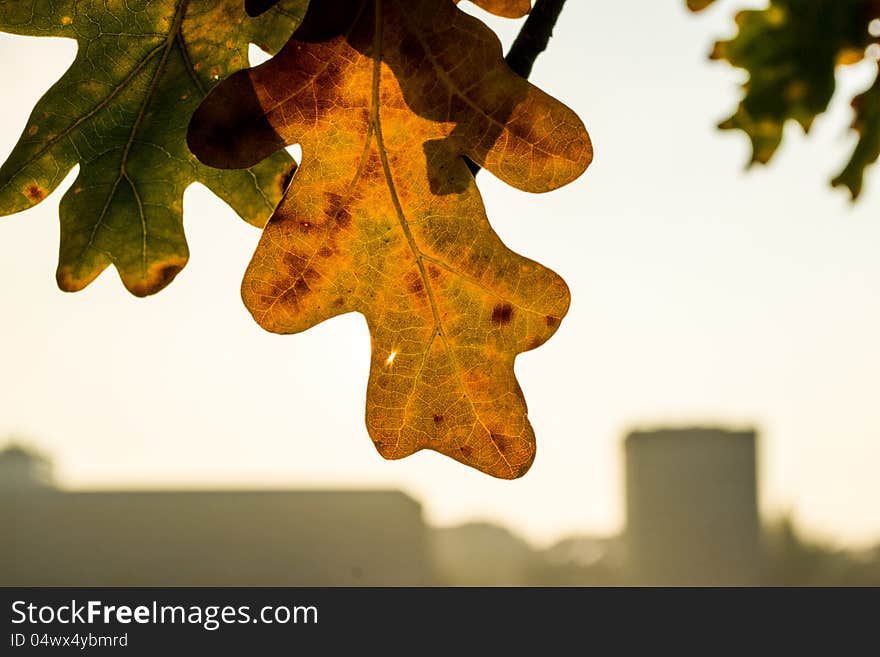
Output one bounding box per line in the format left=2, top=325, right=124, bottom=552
left=1, top=0, right=879, bottom=549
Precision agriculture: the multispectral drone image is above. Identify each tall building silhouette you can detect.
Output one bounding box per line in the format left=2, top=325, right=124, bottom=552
left=625, top=427, right=761, bottom=585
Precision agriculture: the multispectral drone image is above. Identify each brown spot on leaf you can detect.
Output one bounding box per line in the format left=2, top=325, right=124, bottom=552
left=405, top=271, right=423, bottom=294
left=325, top=193, right=354, bottom=229
left=318, top=246, right=333, bottom=258
left=279, top=288, right=302, bottom=309
left=25, top=184, right=45, bottom=203
left=545, top=315, right=558, bottom=327
left=459, top=445, right=473, bottom=458
left=491, top=303, right=513, bottom=325
left=363, top=154, right=383, bottom=183
left=127, top=262, right=184, bottom=297
left=324, top=191, right=344, bottom=210
left=335, top=208, right=352, bottom=228
left=155, top=264, right=181, bottom=289
left=27, top=125, right=39, bottom=136
left=490, top=432, right=509, bottom=451
left=294, top=268, right=320, bottom=293
left=283, top=251, right=307, bottom=270
left=433, top=414, right=444, bottom=425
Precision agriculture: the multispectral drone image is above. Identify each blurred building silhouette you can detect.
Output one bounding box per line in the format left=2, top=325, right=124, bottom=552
left=432, top=522, right=535, bottom=586
left=1, top=446, right=435, bottom=586
left=3, top=437, right=879, bottom=586
left=624, top=427, right=761, bottom=585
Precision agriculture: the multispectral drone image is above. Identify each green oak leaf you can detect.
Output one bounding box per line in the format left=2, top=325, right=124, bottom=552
left=0, top=0, right=308, bottom=296
left=711, top=1, right=871, bottom=166
left=691, top=0, right=880, bottom=198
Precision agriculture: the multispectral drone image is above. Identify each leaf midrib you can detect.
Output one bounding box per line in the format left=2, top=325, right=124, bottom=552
left=371, top=0, right=515, bottom=475
left=83, top=0, right=191, bottom=277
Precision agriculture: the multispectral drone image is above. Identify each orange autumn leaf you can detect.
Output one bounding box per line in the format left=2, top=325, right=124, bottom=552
left=188, top=0, right=591, bottom=478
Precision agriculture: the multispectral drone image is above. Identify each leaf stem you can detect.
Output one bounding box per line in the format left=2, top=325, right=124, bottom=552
left=505, top=0, right=569, bottom=80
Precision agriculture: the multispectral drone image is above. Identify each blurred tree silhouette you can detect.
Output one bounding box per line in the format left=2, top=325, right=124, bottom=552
left=689, top=0, right=880, bottom=199
left=762, top=517, right=880, bottom=586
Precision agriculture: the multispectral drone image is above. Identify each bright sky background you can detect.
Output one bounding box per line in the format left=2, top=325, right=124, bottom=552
left=1, top=0, right=879, bottom=549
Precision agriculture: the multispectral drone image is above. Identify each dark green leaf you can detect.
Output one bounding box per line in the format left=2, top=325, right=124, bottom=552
left=0, top=0, right=307, bottom=296
left=712, top=1, right=871, bottom=166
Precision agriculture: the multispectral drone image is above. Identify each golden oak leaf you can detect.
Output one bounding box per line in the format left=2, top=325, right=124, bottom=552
left=188, top=0, right=591, bottom=478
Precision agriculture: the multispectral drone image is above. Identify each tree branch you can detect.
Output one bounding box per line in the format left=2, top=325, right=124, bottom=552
left=505, top=0, right=568, bottom=79
left=468, top=0, right=570, bottom=176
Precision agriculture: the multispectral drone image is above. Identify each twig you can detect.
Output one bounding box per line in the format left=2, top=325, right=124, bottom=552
left=505, top=0, right=568, bottom=79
